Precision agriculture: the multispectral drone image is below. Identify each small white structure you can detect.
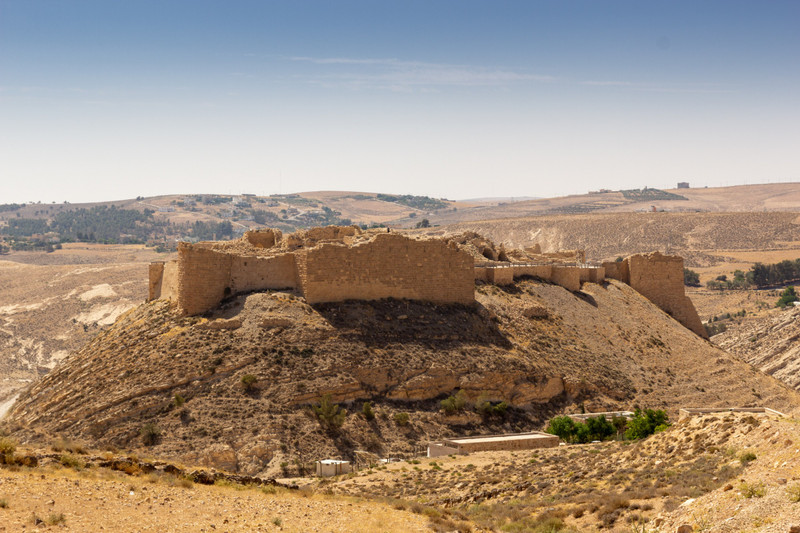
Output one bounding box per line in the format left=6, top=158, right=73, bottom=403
left=568, top=411, right=634, bottom=422
left=315, top=459, right=351, bottom=477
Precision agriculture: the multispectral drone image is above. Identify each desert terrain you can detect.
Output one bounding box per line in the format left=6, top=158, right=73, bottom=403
left=0, top=244, right=167, bottom=414
left=4, top=184, right=800, bottom=531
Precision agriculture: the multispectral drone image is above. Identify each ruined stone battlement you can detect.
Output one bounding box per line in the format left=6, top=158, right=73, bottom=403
left=150, top=227, right=475, bottom=315
left=148, top=226, right=706, bottom=338
left=603, top=252, right=708, bottom=338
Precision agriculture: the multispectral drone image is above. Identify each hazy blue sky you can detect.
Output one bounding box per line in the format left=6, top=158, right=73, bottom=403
left=1, top=1, right=798, bottom=203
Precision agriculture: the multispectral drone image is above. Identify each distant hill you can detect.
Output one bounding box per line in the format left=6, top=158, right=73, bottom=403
left=3, top=184, right=799, bottom=253
left=416, top=183, right=800, bottom=227
left=0, top=192, right=465, bottom=252
left=435, top=211, right=800, bottom=265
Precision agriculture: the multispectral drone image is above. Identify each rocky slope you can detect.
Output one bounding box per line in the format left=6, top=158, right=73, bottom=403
left=0, top=246, right=160, bottom=414
left=715, top=305, right=800, bottom=389
left=5, top=276, right=798, bottom=480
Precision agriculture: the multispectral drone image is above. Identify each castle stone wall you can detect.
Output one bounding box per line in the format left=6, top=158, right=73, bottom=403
left=626, top=252, right=708, bottom=338
left=230, top=253, right=297, bottom=294
left=550, top=266, right=581, bottom=292
left=487, top=266, right=514, bottom=285
left=300, top=233, right=474, bottom=305
left=161, top=261, right=180, bottom=302
left=579, top=266, right=605, bottom=283
left=512, top=264, right=553, bottom=280
left=603, top=261, right=630, bottom=283
left=148, top=262, right=164, bottom=301
left=176, top=244, right=234, bottom=316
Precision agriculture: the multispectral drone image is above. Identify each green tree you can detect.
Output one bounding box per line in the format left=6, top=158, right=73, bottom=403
left=585, top=415, right=615, bottom=441
left=312, top=394, right=347, bottom=429
left=545, top=415, right=576, bottom=442
left=777, top=286, right=799, bottom=308
left=415, top=218, right=431, bottom=229
left=440, top=390, right=468, bottom=415
left=361, top=401, right=375, bottom=421
left=683, top=268, right=700, bottom=286
left=624, top=409, right=669, bottom=440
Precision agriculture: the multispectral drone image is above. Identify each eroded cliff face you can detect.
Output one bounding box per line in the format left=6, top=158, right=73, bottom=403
left=715, top=305, right=800, bottom=389
left=5, top=278, right=798, bottom=477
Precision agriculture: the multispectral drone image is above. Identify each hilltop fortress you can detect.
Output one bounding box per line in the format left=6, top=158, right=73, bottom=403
left=149, top=225, right=707, bottom=338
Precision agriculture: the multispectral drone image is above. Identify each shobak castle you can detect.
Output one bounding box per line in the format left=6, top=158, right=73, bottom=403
left=149, top=225, right=707, bottom=339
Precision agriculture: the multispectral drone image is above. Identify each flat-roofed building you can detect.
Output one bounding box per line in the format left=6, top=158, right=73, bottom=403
left=428, top=432, right=558, bottom=457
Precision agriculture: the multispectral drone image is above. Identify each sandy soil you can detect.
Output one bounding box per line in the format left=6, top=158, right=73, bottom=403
left=0, top=466, right=428, bottom=532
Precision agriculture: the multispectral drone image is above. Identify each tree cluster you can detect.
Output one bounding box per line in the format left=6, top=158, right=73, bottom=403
left=751, top=260, right=800, bottom=288
left=545, top=409, right=669, bottom=444
left=376, top=194, right=447, bottom=210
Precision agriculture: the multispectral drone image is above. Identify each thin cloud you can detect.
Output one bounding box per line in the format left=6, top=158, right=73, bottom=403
left=287, top=55, right=556, bottom=90
left=581, top=80, right=734, bottom=94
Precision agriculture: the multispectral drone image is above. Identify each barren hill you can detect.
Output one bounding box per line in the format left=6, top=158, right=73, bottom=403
left=5, top=276, right=798, bottom=478
left=418, top=182, right=800, bottom=227
left=434, top=211, right=800, bottom=264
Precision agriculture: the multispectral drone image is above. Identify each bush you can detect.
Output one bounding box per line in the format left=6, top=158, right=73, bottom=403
left=476, top=396, right=508, bottom=418
left=777, top=286, right=799, bottom=308
left=739, top=451, right=757, bottom=464
left=361, top=401, right=375, bottom=421
left=740, top=481, right=766, bottom=498
left=684, top=268, right=701, bottom=287
left=786, top=483, right=800, bottom=503
left=545, top=416, right=576, bottom=442
left=173, top=394, right=185, bottom=407
left=0, top=437, right=16, bottom=455
left=545, top=415, right=615, bottom=443
left=312, top=395, right=346, bottom=429
left=46, top=513, right=66, bottom=525
left=440, top=390, right=468, bottom=415
left=240, top=374, right=258, bottom=393
left=140, top=423, right=162, bottom=446
left=59, top=454, right=86, bottom=470
left=394, top=412, right=410, bottom=426
left=624, top=409, right=669, bottom=440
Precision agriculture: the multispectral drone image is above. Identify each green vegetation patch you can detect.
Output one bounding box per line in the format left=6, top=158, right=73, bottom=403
left=376, top=194, right=448, bottom=210
left=620, top=188, right=688, bottom=201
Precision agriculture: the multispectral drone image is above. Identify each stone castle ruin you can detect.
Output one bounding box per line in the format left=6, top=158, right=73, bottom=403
left=149, top=225, right=707, bottom=338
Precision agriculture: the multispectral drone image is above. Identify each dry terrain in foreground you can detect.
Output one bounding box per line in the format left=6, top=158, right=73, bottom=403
left=0, top=454, right=427, bottom=532
left=4, top=411, right=800, bottom=532
left=315, top=411, right=800, bottom=532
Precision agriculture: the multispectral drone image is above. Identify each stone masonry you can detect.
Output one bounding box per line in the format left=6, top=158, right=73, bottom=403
left=603, top=252, right=708, bottom=338
left=150, top=229, right=475, bottom=315
left=149, top=226, right=707, bottom=338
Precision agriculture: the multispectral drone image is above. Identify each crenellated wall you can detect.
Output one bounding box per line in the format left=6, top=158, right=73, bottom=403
left=625, top=252, right=708, bottom=338
left=604, top=252, right=707, bottom=338
left=148, top=228, right=706, bottom=338
left=152, top=233, right=475, bottom=314
left=299, top=233, right=474, bottom=305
